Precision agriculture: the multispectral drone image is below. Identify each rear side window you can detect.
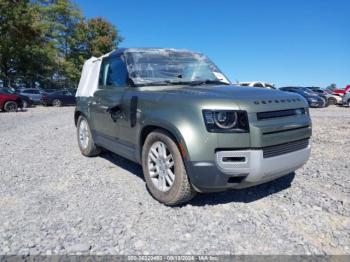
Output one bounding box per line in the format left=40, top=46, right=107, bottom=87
left=99, top=56, right=128, bottom=88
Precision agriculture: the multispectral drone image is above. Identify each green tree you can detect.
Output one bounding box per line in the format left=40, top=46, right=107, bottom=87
left=0, top=0, right=45, bottom=87
left=71, top=17, right=123, bottom=80
left=326, top=83, right=337, bottom=90
left=1, top=0, right=123, bottom=88
left=37, top=0, right=84, bottom=87
left=82, top=17, right=123, bottom=58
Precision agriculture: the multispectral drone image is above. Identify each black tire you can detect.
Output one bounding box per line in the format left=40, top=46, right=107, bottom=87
left=52, top=99, right=62, bottom=107
left=77, top=115, right=101, bottom=157
left=328, top=98, right=336, bottom=106
left=22, top=100, right=28, bottom=108
left=347, top=99, right=350, bottom=107
left=4, top=101, right=18, bottom=112
left=142, top=130, right=196, bottom=205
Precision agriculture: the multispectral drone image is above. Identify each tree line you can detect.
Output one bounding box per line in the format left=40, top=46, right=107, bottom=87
left=0, top=0, right=123, bottom=89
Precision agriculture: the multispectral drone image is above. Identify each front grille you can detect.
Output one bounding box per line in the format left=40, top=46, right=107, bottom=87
left=257, top=108, right=305, bottom=120
left=263, top=139, right=309, bottom=158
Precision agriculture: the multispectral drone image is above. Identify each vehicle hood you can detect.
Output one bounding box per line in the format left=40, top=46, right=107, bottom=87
left=154, top=84, right=308, bottom=111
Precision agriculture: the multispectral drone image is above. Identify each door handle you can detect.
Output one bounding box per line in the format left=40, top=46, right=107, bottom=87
left=106, top=105, right=121, bottom=113
left=106, top=105, right=122, bottom=122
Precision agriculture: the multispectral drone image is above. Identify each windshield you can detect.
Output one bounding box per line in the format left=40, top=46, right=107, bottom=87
left=300, top=88, right=316, bottom=95
left=123, top=49, right=230, bottom=86
left=0, top=88, right=14, bottom=94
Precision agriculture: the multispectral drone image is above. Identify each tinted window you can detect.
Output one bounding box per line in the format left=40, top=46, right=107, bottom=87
left=0, top=88, right=12, bottom=94
left=52, top=91, right=64, bottom=95
left=254, top=83, right=264, bottom=87
left=99, top=59, right=109, bottom=86
left=99, top=56, right=128, bottom=87
left=22, top=90, right=39, bottom=94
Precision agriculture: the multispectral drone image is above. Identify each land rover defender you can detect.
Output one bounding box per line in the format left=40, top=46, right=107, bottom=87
left=75, top=48, right=312, bottom=205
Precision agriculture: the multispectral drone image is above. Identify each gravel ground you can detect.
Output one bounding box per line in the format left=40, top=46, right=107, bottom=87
left=0, top=106, right=349, bottom=255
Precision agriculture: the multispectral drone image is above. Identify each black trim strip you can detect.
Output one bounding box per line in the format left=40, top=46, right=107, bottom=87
left=130, top=96, right=138, bottom=127
left=263, top=125, right=310, bottom=135
left=214, top=138, right=310, bottom=152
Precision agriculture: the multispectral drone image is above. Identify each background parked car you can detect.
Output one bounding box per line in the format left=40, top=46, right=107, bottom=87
left=0, top=88, right=34, bottom=108
left=41, top=90, right=76, bottom=106
left=17, top=88, right=43, bottom=104
left=279, top=87, right=326, bottom=108
left=0, top=89, right=23, bottom=112
left=332, top=84, right=350, bottom=96
left=238, top=81, right=276, bottom=89
left=304, top=86, right=341, bottom=105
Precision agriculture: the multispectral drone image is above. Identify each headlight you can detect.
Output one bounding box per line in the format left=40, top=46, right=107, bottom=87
left=203, top=110, right=249, bottom=133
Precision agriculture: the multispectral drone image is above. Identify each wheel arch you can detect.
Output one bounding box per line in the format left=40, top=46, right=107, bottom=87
left=74, top=110, right=88, bottom=126
left=139, top=123, right=189, bottom=163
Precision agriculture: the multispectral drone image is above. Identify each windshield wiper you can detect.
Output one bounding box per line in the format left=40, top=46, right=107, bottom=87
left=188, top=79, right=231, bottom=86
left=135, top=79, right=231, bottom=87
left=136, top=80, right=195, bottom=87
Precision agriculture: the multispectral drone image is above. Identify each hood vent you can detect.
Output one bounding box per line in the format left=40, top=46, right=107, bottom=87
left=254, top=98, right=301, bottom=105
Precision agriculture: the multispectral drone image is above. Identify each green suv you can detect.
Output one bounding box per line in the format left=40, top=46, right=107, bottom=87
left=75, top=48, right=312, bottom=205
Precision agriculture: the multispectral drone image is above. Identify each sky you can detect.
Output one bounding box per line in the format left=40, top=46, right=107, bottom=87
left=75, top=0, right=349, bottom=88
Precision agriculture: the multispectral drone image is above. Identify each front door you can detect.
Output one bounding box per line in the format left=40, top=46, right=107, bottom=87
left=90, top=54, right=131, bottom=156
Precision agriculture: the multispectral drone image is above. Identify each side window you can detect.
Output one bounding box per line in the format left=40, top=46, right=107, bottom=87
left=106, top=57, right=128, bottom=87
left=99, top=56, right=128, bottom=88
left=254, top=83, right=264, bottom=88
left=99, top=59, right=109, bottom=86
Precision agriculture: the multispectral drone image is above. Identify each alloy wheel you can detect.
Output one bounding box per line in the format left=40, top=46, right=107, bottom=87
left=147, top=141, right=175, bottom=192
left=79, top=119, right=89, bottom=149
left=53, top=99, right=62, bottom=107
left=5, top=102, right=17, bottom=112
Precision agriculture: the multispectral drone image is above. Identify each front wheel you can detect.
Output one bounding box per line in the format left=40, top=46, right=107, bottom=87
left=77, top=116, right=101, bottom=157
left=327, top=98, right=336, bottom=106
left=4, top=101, right=18, bottom=112
left=142, top=130, right=196, bottom=205
left=52, top=99, right=62, bottom=107
left=22, top=100, right=28, bottom=108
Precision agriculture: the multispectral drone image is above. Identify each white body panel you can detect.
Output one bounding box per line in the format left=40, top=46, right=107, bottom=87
left=76, top=51, right=114, bottom=97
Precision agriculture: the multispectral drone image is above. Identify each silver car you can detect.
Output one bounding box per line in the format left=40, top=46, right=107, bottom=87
left=18, top=88, right=43, bottom=104
left=342, top=92, right=350, bottom=107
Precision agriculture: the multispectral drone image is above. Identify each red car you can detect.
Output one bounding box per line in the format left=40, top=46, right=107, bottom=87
left=0, top=90, right=23, bottom=112
left=332, top=85, right=350, bottom=96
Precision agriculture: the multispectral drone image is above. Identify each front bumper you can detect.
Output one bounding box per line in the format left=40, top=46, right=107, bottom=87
left=187, top=140, right=311, bottom=192
left=309, top=101, right=324, bottom=107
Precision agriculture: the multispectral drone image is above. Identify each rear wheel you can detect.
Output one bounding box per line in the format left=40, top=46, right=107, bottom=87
left=142, top=130, right=196, bottom=205
left=4, top=101, right=18, bottom=112
left=52, top=99, right=62, bottom=107
left=77, top=116, right=101, bottom=157
left=347, top=99, right=350, bottom=107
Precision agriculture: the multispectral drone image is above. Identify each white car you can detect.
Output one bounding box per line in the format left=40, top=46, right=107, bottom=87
left=238, top=81, right=276, bottom=89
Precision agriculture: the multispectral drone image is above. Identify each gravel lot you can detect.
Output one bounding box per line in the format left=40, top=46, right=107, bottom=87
left=0, top=106, right=349, bottom=255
